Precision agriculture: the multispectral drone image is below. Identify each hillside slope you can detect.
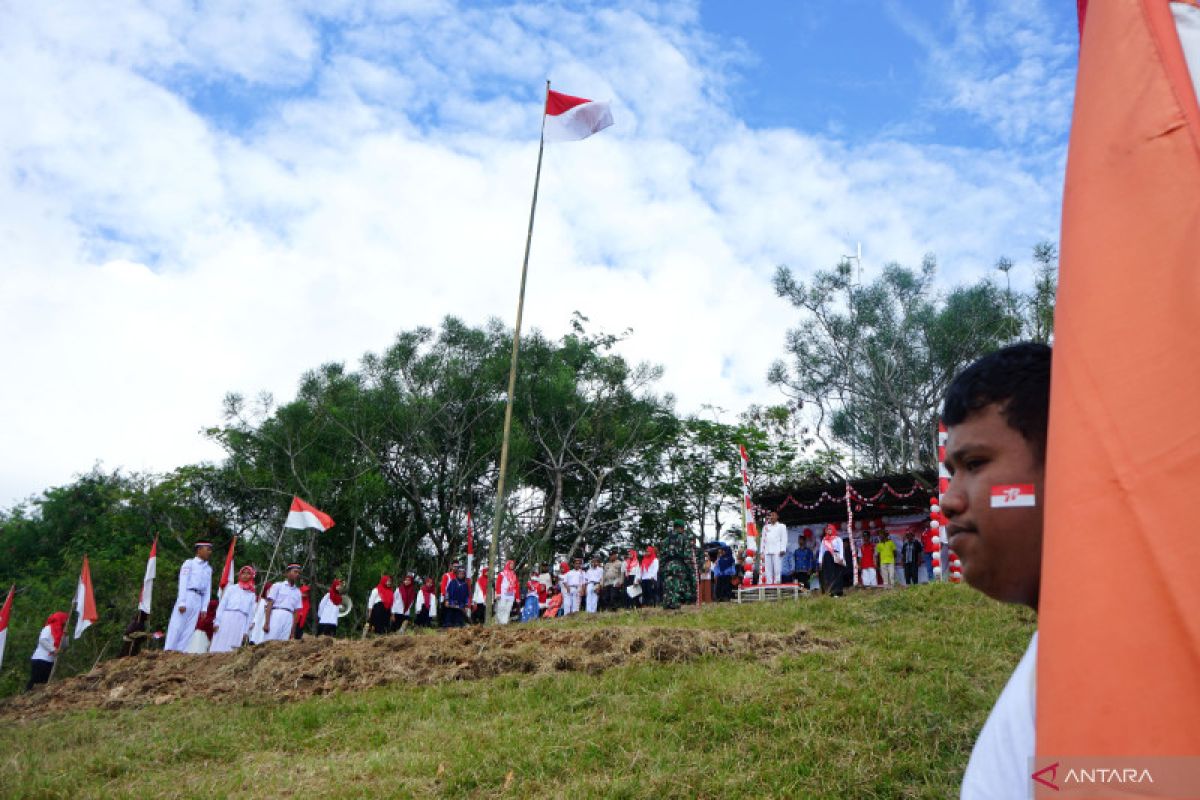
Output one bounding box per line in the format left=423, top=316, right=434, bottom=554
left=0, top=585, right=1035, bottom=799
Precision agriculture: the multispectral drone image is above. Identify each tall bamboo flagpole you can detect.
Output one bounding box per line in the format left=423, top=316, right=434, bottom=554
left=486, top=80, right=551, bottom=623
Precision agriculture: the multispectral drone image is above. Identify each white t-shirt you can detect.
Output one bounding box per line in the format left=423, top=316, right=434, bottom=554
left=961, top=631, right=1037, bottom=799
left=317, top=593, right=340, bottom=626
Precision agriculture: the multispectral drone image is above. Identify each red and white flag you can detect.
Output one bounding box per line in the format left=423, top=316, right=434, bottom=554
left=285, top=497, right=335, bottom=532
left=465, top=511, right=476, bottom=577
left=989, top=484, right=1036, bottom=508
left=0, top=584, right=13, bottom=670
left=218, top=537, right=236, bottom=597
left=74, top=556, right=98, bottom=638
left=544, top=89, right=614, bottom=142
left=137, top=537, right=157, bottom=614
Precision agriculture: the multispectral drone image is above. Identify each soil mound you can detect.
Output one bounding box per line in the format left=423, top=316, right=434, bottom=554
left=1, top=622, right=835, bottom=719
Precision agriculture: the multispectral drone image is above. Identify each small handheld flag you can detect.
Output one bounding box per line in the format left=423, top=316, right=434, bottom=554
left=219, top=537, right=237, bottom=596
left=74, top=556, right=98, bottom=639
left=0, top=585, right=13, bottom=670
left=138, top=536, right=157, bottom=614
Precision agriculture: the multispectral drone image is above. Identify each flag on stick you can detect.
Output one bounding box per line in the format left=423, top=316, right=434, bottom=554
left=74, top=556, right=98, bottom=639
left=0, top=585, right=13, bottom=671
left=1040, top=0, right=1200, bottom=762
left=137, top=537, right=157, bottom=614
left=544, top=89, right=614, bottom=142
left=466, top=512, right=475, bottom=578
left=285, top=497, right=335, bottom=532
left=219, top=537, right=236, bottom=596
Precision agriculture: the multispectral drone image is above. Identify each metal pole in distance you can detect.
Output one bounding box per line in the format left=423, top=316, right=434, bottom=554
left=486, top=80, right=550, bottom=624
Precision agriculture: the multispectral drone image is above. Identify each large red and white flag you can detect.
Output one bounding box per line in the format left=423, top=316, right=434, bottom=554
left=1039, top=0, right=1200, bottom=765
left=137, top=537, right=157, bottom=614
left=74, top=556, right=98, bottom=639
left=544, top=89, right=614, bottom=142
left=285, top=497, right=335, bottom=532
left=218, top=537, right=236, bottom=597
left=0, top=584, right=13, bottom=670
left=465, top=511, right=476, bottom=577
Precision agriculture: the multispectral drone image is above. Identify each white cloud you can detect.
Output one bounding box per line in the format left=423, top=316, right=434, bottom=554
left=0, top=0, right=1065, bottom=506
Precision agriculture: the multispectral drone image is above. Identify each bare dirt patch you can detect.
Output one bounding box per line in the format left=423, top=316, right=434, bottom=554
left=0, top=623, right=836, bottom=719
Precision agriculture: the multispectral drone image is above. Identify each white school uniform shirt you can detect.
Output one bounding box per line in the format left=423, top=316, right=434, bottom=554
left=641, top=558, right=659, bottom=581
left=175, top=557, right=213, bottom=610
left=762, top=522, right=789, bottom=554
left=216, top=583, right=256, bottom=619
left=32, top=625, right=57, bottom=662
left=392, top=586, right=415, bottom=615
left=961, top=632, right=1037, bottom=799
left=820, top=536, right=844, bottom=562
left=267, top=582, right=302, bottom=614
left=414, top=590, right=437, bottom=616
left=584, top=566, right=603, bottom=587
left=367, top=587, right=386, bottom=609
left=626, top=561, right=642, bottom=581
left=563, top=569, right=584, bottom=593
left=317, top=593, right=340, bottom=626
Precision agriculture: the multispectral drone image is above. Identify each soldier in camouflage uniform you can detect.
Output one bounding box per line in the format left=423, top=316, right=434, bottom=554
left=660, top=518, right=699, bottom=609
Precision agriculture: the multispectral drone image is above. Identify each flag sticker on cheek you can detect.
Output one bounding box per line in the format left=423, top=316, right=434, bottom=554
left=990, top=484, right=1037, bottom=508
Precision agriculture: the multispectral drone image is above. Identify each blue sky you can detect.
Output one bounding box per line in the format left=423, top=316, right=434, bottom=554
left=0, top=0, right=1080, bottom=505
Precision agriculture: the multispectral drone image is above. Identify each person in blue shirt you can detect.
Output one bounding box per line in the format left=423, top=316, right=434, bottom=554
left=793, top=535, right=816, bottom=590
left=711, top=543, right=737, bottom=601
left=443, top=567, right=471, bottom=628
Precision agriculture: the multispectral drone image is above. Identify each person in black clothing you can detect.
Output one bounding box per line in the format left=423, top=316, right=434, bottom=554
left=901, top=531, right=922, bottom=585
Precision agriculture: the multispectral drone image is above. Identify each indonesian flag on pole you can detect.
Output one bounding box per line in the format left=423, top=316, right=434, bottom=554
left=544, top=89, right=614, bottom=142
left=739, top=445, right=759, bottom=549
left=1039, top=0, right=1200, bottom=764
left=218, top=537, right=236, bottom=597
left=285, top=497, right=335, bottom=532
left=74, top=556, right=98, bottom=639
left=0, top=584, right=13, bottom=671
left=137, top=537, right=157, bottom=614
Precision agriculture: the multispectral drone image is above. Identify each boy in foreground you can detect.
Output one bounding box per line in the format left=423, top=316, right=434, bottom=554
left=940, top=342, right=1050, bottom=798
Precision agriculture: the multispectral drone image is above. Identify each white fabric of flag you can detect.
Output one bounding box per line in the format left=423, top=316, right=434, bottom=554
left=544, top=89, right=613, bottom=142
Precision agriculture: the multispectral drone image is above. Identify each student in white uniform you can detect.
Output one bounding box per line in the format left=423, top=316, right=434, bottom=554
left=413, top=576, right=437, bottom=627
left=316, top=578, right=343, bottom=637
left=495, top=561, right=519, bottom=624
left=164, top=541, right=214, bottom=652
left=939, top=344, right=1049, bottom=799
left=761, top=511, right=788, bottom=584
left=211, top=566, right=258, bottom=653
left=262, top=564, right=303, bottom=642
left=26, top=611, right=67, bottom=690
left=584, top=556, right=604, bottom=613
left=561, top=560, right=584, bottom=615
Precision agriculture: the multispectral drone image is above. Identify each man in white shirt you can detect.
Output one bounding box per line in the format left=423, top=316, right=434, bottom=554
left=940, top=343, right=1050, bottom=799
left=761, top=511, right=788, bottom=584
left=561, top=559, right=585, bottom=615
left=164, top=541, right=214, bottom=652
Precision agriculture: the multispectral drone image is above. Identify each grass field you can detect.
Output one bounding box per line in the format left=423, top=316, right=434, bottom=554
left=0, top=584, right=1035, bottom=799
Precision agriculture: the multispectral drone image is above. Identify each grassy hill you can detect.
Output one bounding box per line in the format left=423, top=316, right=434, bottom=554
left=0, top=584, right=1035, bottom=799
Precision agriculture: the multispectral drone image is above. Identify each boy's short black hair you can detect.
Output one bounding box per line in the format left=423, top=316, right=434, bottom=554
left=942, top=342, right=1052, bottom=462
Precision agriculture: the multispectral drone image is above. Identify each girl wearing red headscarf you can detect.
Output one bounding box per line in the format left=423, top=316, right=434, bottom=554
left=292, top=585, right=312, bottom=640
left=640, top=546, right=660, bottom=607
left=212, top=566, right=258, bottom=652
left=624, top=549, right=643, bottom=608
left=316, top=578, right=343, bottom=637
left=472, top=567, right=489, bottom=623
left=367, top=575, right=395, bottom=635
left=391, top=574, right=417, bottom=631
left=27, top=611, right=68, bottom=690
left=414, top=576, right=437, bottom=627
